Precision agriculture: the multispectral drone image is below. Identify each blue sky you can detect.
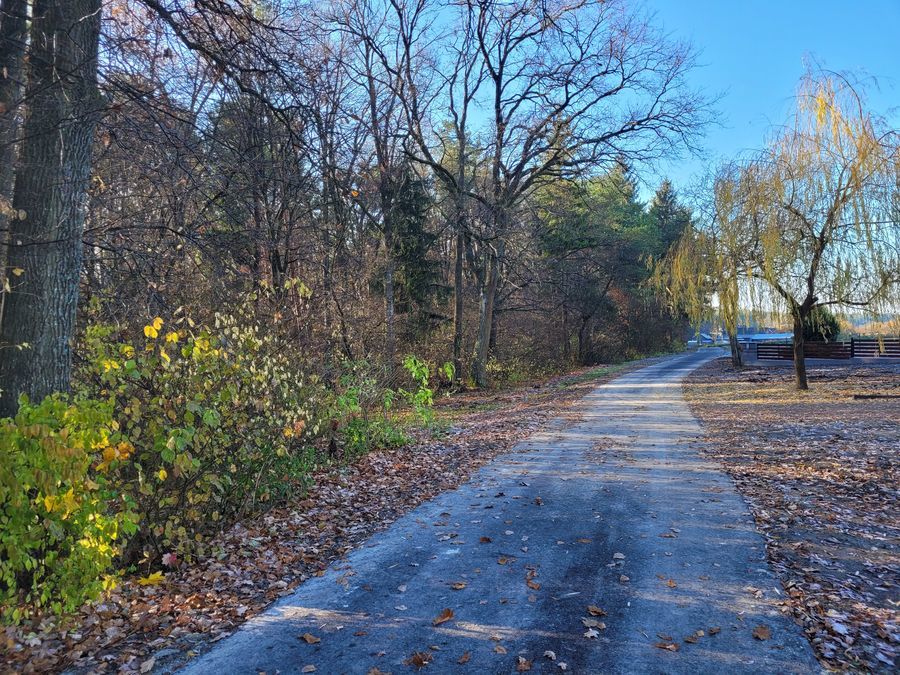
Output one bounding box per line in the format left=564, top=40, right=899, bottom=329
left=642, top=0, right=900, bottom=200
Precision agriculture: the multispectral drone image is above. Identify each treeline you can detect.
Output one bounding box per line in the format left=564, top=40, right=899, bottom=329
left=0, top=0, right=704, bottom=621
left=1, top=0, right=706, bottom=410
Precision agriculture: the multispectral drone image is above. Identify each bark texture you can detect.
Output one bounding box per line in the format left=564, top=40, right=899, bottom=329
left=0, top=0, right=102, bottom=416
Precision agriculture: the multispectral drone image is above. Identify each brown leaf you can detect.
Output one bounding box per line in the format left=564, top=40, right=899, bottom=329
left=654, top=641, right=680, bottom=652
left=301, top=666, right=316, bottom=673
left=708, top=626, right=721, bottom=635
left=479, top=536, right=492, bottom=543
left=587, top=605, right=607, bottom=616
left=666, top=579, right=677, bottom=588
left=526, top=579, right=541, bottom=590
left=752, top=625, right=771, bottom=641
left=458, top=651, right=471, bottom=664
left=497, top=556, right=511, bottom=565
left=300, top=633, right=321, bottom=644
left=517, top=656, right=533, bottom=671
left=404, top=651, right=432, bottom=668
left=432, top=608, right=454, bottom=626
left=450, top=581, right=467, bottom=590
left=494, top=645, right=507, bottom=654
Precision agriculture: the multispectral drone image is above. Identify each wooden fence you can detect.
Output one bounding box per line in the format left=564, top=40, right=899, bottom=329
left=755, top=337, right=900, bottom=361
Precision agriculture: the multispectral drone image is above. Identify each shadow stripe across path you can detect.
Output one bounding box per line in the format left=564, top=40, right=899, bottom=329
left=176, top=350, right=818, bottom=675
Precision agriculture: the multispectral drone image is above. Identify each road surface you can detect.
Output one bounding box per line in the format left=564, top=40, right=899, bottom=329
left=178, top=350, right=818, bottom=674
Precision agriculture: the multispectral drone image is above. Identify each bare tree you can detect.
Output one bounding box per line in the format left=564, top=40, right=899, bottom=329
left=400, top=0, right=708, bottom=385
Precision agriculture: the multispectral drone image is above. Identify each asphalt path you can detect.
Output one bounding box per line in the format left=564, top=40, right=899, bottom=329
left=179, top=350, right=818, bottom=674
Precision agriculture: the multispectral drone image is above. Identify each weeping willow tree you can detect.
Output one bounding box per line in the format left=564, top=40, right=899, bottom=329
left=653, top=162, right=749, bottom=367
left=739, top=71, right=899, bottom=390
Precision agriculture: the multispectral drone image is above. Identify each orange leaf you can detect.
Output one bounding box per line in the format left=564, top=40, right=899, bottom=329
left=516, top=656, right=533, bottom=671
left=432, top=608, right=454, bottom=626
left=300, top=633, right=321, bottom=644
left=457, top=651, right=471, bottom=664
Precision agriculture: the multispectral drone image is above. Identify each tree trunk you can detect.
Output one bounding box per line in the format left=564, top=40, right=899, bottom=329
left=728, top=329, right=743, bottom=367
left=578, top=314, right=593, bottom=365
left=792, top=310, right=809, bottom=390
left=383, top=218, right=396, bottom=371
left=0, top=0, right=27, bottom=292
left=0, top=0, right=102, bottom=416
left=452, top=228, right=464, bottom=379
left=471, top=249, right=499, bottom=387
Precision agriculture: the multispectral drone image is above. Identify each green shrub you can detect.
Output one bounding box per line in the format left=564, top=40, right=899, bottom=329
left=0, top=395, right=137, bottom=624
left=77, top=314, right=327, bottom=564
left=334, top=360, right=409, bottom=456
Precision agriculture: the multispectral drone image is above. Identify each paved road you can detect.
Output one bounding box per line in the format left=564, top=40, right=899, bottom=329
left=179, top=350, right=818, bottom=674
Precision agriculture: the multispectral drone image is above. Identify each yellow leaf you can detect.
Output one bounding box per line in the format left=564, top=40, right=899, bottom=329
left=152, top=317, right=164, bottom=330
left=158, top=469, right=168, bottom=481
left=144, top=324, right=158, bottom=339
left=159, top=348, right=170, bottom=364
left=138, top=571, right=165, bottom=586
left=165, top=331, right=179, bottom=343
left=11, top=268, right=23, bottom=276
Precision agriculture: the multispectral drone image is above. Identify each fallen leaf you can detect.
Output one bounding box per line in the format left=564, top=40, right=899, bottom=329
left=480, top=536, right=492, bottom=543
left=654, top=641, right=679, bottom=652
left=584, top=628, right=600, bottom=639
left=404, top=651, right=432, bottom=668
left=752, top=625, right=771, bottom=641
left=619, top=575, right=630, bottom=583
left=613, top=552, right=625, bottom=560
left=458, top=651, right=471, bottom=664
left=526, top=579, right=541, bottom=590
left=497, top=557, right=511, bottom=565
left=587, top=605, right=607, bottom=616
left=557, top=663, right=568, bottom=671
left=709, top=626, right=721, bottom=635
left=543, top=650, right=556, bottom=660
left=302, top=666, right=316, bottom=673
left=300, top=633, right=321, bottom=644
left=140, top=657, right=155, bottom=674
left=450, top=581, right=467, bottom=590
left=432, top=608, right=454, bottom=626
left=138, top=571, right=165, bottom=586
left=666, top=579, right=677, bottom=588
left=494, top=645, right=507, bottom=654
left=517, top=656, right=533, bottom=671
